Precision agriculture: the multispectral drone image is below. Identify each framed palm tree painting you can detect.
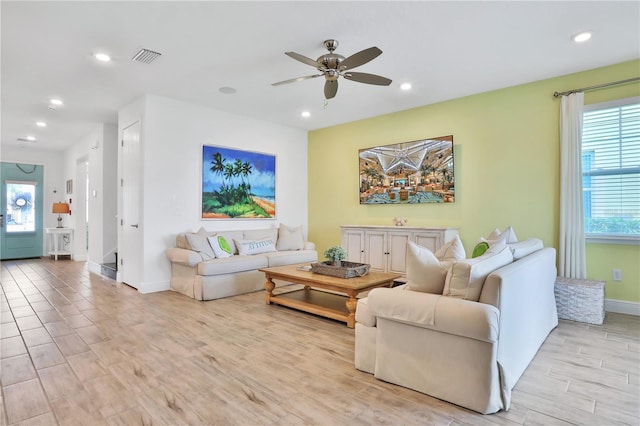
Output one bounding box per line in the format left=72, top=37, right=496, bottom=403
left=201, top=145, right=276, bottom=219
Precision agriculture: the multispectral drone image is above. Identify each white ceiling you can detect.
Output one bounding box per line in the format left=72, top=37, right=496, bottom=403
left=2, top=1, right=639, bottom=151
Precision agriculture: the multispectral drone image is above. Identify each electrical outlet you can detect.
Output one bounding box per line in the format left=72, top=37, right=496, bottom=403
left=612, top=269, right=622, bottom=281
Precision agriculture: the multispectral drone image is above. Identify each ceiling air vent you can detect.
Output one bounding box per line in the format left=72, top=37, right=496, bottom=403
left=131, top=48, right=162, bottom=64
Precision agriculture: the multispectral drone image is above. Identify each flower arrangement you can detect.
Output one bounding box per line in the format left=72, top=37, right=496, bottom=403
left=324, top=246, right=348, bottom=266
left=393, top=217, right=408, bottom=226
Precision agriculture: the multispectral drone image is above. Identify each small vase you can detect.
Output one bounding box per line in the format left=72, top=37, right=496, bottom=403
left=333, top=260, right=342, bottom=267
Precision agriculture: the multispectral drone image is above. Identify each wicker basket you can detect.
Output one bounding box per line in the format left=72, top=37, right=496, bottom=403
left=310, top=261, right=370, bottom=278
left=554, top=277, right=605, bottom=325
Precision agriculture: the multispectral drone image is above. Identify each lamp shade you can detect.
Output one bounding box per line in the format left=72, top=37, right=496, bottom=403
left=52, top=202, right=70, bottom=214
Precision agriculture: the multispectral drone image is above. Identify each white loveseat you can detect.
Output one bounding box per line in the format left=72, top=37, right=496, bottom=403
left=166, top=225, right=317, bottom=301
left=355, top=243, right=558, bottom=414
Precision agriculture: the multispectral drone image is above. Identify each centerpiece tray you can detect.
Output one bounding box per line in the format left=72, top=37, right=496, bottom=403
left=310, top=261, right=370, bottom=278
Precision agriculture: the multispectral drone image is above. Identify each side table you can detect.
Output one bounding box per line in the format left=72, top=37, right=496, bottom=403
left=45, top=228, right=74, bottom=260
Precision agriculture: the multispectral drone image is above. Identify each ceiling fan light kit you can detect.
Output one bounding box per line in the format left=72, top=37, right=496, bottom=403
left=272, top=39, right=392, bottom=100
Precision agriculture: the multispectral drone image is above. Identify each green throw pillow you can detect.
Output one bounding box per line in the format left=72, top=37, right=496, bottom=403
left=472, top=241, right=490, bottom=258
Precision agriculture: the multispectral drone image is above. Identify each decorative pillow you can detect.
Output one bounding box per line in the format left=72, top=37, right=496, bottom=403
left=234, top=237, right=277, bottom=256
left=482, top=226, right=518, bottom=245
left=508, top=238, right=543, bottom=260
left=243, top=228, right=278, bottom=243
left=443, top=243, right=514, bottom=301
left=208, top=235, right=234, bottom=258
left=185, top=233, right=216, bottom=260
left=276, top=224, right=304, bottom=251
left=405, top=242, right=451, bottom=294
left=434, top=235, right=466, bottom=262
left=472, top=241, right=490, bottom=258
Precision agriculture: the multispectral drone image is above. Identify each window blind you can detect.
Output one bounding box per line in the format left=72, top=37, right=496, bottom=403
left=582, top=101, right=640, bottom=237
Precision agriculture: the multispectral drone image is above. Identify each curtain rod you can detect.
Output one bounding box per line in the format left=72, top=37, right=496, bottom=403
left=553, top=77, right=640, bottom=98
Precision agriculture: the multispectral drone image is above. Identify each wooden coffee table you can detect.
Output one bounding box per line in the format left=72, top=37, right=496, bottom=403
left=260, top=264, right=401, bottom=328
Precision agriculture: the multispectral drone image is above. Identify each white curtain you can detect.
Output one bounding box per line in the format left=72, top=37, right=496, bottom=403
left=559, top=92, right=587, bottom=279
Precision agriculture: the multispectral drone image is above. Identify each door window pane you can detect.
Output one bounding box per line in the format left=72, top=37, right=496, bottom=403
left=6, top=182, right=36, bottom=232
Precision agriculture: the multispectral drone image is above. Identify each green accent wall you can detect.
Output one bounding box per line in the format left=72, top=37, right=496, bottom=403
left=308, top=60, right=640, bottom=303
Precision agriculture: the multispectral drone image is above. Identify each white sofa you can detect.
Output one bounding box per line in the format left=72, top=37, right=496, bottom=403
left=355, top=245, right=558, bottom=414
left=166, top=226, right=317, bottom=301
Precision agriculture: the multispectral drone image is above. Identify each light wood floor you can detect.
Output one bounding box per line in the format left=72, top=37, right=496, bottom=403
left=1, top=258, right=638, bottom=426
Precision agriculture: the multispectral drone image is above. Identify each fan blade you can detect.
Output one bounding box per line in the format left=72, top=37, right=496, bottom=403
left=285, top=51, right=321, bottom=68
left=344, top=72, right=392, bottom=86
left=340, top=46, right=382, bottom=70
left=324, top=80, right=338, bottom=99
left=272, top=74, right=323, bottom=86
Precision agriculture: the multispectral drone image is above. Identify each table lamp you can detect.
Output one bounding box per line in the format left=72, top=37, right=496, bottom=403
left=52, top=202, right=70, bottom=228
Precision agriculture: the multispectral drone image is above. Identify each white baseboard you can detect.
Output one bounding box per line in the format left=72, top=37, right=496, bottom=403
left=87, top=261, right=101, bottom=275
left=73, top=254, right=87, bottom=262
left=138, top=280, right=170, bottom=294
left=605, top=298, right=640, bottom=316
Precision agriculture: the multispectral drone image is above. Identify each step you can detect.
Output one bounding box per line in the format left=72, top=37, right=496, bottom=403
left=100, top=263, right=117, bottom=280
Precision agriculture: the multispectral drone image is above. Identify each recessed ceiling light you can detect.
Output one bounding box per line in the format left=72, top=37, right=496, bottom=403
left=94, top=53, right=111, bottom=62
left=572, top=31, right=592, bottom=43
left=219, top=87, right=237, bottom=94
left=400, top=83, right=412, bottom=91
left=26, top=136, right=36, bottom=141
left=50, top=98, right=63, bottom=106
left=36, top=121, right=47, bottom=127
left=301, top=111, right=311, bottom=118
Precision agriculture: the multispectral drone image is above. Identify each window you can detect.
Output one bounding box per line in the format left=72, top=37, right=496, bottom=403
left=582, top=97, right=640, bottom=243
left=5, top=182, right=37, bottom=233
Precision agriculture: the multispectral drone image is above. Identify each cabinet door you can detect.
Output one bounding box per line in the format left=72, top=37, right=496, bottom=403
left=413, top=232, right=442, bottom=252
left=364, top=231, right=387, bottom=272
left=387, top=231, right=412, bottom=274
left=342, top=230, right=365, bottom=263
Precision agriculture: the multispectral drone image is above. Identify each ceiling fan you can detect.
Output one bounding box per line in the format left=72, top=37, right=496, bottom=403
left=272, top=39, right=392, bottom=100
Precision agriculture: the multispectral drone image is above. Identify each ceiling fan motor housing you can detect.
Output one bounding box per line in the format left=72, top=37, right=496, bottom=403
left=318, top=53, right=344, bottom=69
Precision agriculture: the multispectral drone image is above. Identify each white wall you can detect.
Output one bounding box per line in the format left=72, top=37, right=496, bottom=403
left=119, top=95, right=309, bottom=292
left=0, top=147, right=64, bottom=253
left=102, top=124, right=118, bottom=262
left=64, top=126, right=98, bottom=262
left=62, top=123, right=118, bottom=269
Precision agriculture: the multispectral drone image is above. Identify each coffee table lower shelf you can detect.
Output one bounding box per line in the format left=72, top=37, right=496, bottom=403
left=269, top=288, right=350, bottom=324
left=260, top=264, right=400, bottom=328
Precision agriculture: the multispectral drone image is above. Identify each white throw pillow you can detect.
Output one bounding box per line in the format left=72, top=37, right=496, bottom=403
left=243, top=228, right=278, bottom=243
left=234, top=237, right=277, bottom=256
left=443, top=243, right=514, bottom=301
left=208, top=235, right=234, bottom=258
left=185, top=232, right=216, bottom=260
left=276, top=224, right=304, bottom=251
left=434, top=235, right=466, bottom=262
left=508, top=238, right=543, bottom=260
left=405, top=242, right=451, bottom=294
left=482, top=226, right=518, bottom=245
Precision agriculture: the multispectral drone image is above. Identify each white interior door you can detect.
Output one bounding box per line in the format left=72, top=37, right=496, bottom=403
left=73, top=159, right=88, bottom=261
left=121, top=121, right=142, bottom=289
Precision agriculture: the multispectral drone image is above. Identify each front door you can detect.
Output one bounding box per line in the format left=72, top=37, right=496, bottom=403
left=1, top=162, right=44, bottom=260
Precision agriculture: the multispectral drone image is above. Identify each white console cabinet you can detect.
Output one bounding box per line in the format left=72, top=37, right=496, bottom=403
left=341, top=225, right=458, bottom=276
